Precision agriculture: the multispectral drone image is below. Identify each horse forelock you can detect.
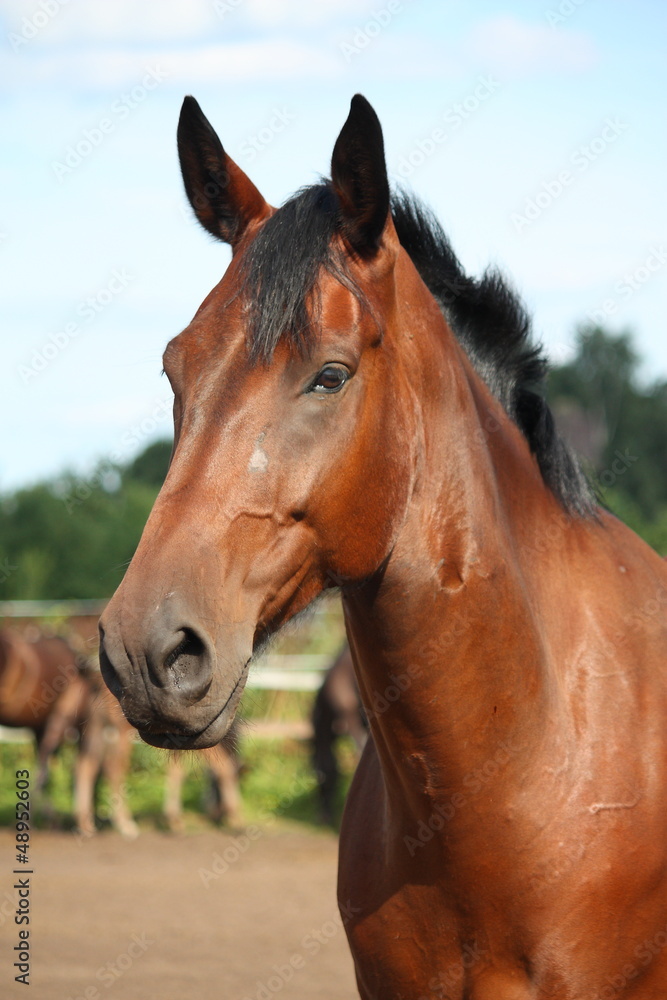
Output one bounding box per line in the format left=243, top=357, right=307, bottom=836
left=238, top=183, right=353, bottom=362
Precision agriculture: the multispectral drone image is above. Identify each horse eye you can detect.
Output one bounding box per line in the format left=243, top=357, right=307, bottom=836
left=311, top=365, right=349, bottom=394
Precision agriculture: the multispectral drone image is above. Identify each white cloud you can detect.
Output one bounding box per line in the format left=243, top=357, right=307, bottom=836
left=466, top=15, right=598, bottom=77
left=2, top=0, right=216, bottom=45
left=163, top=38, right=341, bottom=83
left=1, top=0, right=380, bottom=47
left=1, top=0, right=456, bottom=89
left=238, top=0, right=378, bottom=26
left=343, top=34, right=457, bottom=80
left=1, top=39, right=342, bottom=90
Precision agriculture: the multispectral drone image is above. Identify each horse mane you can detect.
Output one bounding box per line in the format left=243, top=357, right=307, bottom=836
left=240, top=183, right=595, bottom=517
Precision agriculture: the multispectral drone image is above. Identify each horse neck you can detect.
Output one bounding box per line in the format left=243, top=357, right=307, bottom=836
left=343, top=320, right=564, bottom=797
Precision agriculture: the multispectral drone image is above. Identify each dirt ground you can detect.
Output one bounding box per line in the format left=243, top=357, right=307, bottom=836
left=0, top=826, right=359, bottom=1000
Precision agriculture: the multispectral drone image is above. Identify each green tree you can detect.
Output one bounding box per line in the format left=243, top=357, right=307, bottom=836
left=125, top=440, right=172, bottom=488
left=549, top=326, right=667, bottom=553
left=0, top=440, right=172, bottom=600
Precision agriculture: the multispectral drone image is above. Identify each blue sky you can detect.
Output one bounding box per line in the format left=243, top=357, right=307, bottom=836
left=2, top=0, right=665, bottom=490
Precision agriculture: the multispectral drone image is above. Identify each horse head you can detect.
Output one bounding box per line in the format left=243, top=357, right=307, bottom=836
left=99, top=96, right=425, bottom=749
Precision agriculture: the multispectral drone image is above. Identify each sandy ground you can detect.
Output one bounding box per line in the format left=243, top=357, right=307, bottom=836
left=0, top=826, right=359, bottom=1000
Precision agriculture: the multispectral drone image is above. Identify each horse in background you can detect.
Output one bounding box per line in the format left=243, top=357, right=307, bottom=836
left=0, top=628, right=84, bottom=798
left=37, top=660, right=140, bottom=839
left=42, top=666, right=244, bottom=836
left=312, top=644, right=366, bottom=825
left=0, top=629, right=79, bottom=740
left=0, top=628, right=138, bottom=837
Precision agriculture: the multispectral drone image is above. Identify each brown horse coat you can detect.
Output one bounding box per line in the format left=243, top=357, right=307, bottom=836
left=100, top=96, right=667, bottom=998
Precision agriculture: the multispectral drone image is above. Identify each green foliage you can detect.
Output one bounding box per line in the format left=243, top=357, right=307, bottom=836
left=601, top=490, right=667, bottom=555
left=548, top=326, right=667, bottom=554
left=124, top=439, right=172, bottom=488
left=0, top=443, right=171, bottom=600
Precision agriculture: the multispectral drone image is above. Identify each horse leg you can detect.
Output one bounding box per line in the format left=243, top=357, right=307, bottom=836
left=35, top=678, right=88, bottom=826
left=164, top=755, right=185, bottom=833
left=34, top=725, right=52, bottom=793
left=74, top=748, right=99, bottom=840
left=102, top=725, right=139, bottom=839
left=205, top=746, right=243, bottom=828
left=32, top=728, right=57, bottom=827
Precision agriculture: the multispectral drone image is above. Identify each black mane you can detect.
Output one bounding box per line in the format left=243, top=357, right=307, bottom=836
left=240, top=183, right=595, bottom=517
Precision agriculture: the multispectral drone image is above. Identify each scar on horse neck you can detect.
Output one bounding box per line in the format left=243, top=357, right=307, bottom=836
left=588, top=793, right=640, bottom=814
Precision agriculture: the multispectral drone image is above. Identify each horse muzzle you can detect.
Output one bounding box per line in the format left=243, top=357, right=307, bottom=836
left=98, top=597, right=251, bottom=750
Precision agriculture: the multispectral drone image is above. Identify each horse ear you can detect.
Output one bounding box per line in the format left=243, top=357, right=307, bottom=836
left=331, top=94, right=390, bottom=257
left=177, top=96, right=271, bottom=250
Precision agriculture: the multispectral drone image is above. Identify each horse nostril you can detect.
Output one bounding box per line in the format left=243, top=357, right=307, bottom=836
left=164, top=628, right=205, bottom=669
left=162, top=626, right=212, bottom=703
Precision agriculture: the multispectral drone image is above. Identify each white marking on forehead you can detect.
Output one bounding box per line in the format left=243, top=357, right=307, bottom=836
left=248, top=432, right=269, bottom=473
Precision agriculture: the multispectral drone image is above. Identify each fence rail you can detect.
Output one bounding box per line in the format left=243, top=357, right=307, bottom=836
left=0, top=599, right=108, bottom=617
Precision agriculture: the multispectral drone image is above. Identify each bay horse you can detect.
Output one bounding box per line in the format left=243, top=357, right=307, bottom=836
left=0, top=628, right=83, bottom=799
left=40, top=662, right=140, bottom=840
left=99, top=95, right=667, bottom=998
left=0, top=629, right=79, bottom=736
left=0, top=629, right=138, bottom=837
